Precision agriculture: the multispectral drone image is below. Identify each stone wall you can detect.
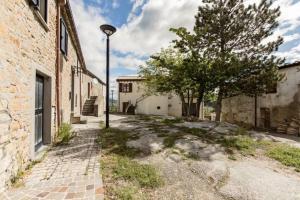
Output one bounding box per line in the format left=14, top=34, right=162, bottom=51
left=0, top=0, right=57, bottom=191
left=222, top=65, right=300, bottom=129
left=60, top=11, right=83, bottom=123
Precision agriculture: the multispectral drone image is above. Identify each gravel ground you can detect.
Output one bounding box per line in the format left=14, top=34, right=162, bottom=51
left=107, top=114, right=300, bottom=200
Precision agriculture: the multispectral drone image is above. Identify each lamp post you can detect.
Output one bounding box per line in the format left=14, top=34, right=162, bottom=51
left=100, top=24, right=116, bottom=128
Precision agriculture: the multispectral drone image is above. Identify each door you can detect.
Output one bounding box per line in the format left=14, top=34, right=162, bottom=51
left=260, top=108, right=271, bottom=128
left=35, top=75, right=44, bottom=151
left=123, top=102, right=129, bottom=113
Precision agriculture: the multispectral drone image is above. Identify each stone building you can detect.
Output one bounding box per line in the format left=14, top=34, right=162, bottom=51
left=0, top=0, right=104, bottom=191
left=222, top=62, right=300, bottom=134
left=117, top=76, right=204, bottom=118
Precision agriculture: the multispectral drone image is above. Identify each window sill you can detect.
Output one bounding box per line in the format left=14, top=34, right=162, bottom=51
left=33, top=10, right=49, bottom=32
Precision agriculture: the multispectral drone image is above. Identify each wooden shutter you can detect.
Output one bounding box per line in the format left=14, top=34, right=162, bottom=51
left=30, top=0, right=39, bottom=7
left=129, top=83, right=132, bottom=92
left=119, top=83, right=123, bottom=92
left=65, top=31, right=69, bottom=56
left=60, top=19, right=66, bottom=54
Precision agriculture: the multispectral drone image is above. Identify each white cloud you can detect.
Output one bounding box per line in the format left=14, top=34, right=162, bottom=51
left=112, top=0, right=120, bottom=9
left=70, top=0, right=300, bottom=83
left=114, top=0, right=201, bottom=56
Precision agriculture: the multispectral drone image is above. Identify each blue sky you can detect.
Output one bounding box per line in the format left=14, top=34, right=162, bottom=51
left=70, top=0, right=300, bottom=94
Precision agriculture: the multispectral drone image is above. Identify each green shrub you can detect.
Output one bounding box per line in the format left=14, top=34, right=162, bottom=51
left=57, top=123, right=73, bottom=144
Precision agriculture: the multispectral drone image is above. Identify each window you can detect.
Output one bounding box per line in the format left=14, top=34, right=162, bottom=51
left=39, top=0, right=47, bottom=22
left=119, top=83, right=132, bottom=93
left=30, top=0, right=48, bottom=22
left=157, top=106, right=161, bottom=110
left=266, top=82, right=277, bottom=94
left=60, top=19, right=69, bottom=56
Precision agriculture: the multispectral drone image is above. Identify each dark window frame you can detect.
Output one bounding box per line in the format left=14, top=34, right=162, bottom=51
left=119, top=83, right=132, bottom=93
left=38, top=0, right=48, bottom=23
left=60, top=18, right=69, bottom=56
left=266, top=82, right=277, bottom=94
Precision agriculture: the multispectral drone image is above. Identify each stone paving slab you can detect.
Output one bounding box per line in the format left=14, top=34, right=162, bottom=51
left=1, top=122, right=104, bottom=200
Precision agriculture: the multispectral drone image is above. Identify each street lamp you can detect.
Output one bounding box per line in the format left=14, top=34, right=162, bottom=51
left=100, top=24, right=116, bottom=128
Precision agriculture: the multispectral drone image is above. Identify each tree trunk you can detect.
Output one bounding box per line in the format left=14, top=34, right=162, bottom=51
left=196, top=88, right=204, bottom=118
left=179, top=93, right=188, bottom=117
left=187, top=91, right=190, bottom=116
left=188, top=90, right=194, bottom=117
left=215, top=88, right=223, bottom=122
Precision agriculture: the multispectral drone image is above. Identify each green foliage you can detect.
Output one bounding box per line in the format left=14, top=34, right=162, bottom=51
left=170, top=0, right=284, bottom=121
left=56, top=123, right=73, bottom=145
left=267, top=144, right=300, bottom=171
left=113, top=156, right=163, bottom=188
left=139, top=48, right=204, bottom=117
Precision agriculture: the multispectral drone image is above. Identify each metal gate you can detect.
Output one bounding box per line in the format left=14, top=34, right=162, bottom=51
left=35, top=75, right=44, bottom=151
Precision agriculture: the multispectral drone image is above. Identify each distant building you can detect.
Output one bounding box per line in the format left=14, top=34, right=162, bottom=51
left=116, top=76, right=204, bottom=118
left=222, top=62, right=300, bottom=135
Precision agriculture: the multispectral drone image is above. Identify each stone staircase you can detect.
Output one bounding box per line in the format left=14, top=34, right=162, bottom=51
left=82, top=96, right=97, bottom=116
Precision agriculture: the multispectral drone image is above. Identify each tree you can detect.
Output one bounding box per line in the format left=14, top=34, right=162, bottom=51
left=172, top=0, right=284, bottom=121
left=139, top=48, right=203, bottom=117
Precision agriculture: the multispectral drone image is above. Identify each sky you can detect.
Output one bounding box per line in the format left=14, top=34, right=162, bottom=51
left=70, top=0, right=300, bottom=94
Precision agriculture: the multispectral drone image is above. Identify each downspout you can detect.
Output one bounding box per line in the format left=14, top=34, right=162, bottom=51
left=56, top=0, right=64, bottom=128
left=80, top=67, right=82, bottom=114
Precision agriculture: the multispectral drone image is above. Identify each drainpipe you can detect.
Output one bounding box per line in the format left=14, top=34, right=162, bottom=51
left=80, top=67, right=82, bottom=114
left=56, top=0, right=65, bottom=128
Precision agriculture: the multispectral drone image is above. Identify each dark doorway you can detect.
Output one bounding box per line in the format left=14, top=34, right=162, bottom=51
left=35, top=75, right=44, bottom=151
left=88, top=82, right=91, bottom=98
left=182, top=103, right=197, bottom=117
left=122, top=102, right=129, bottom=113
left=260, top=108, right=271, bottom=128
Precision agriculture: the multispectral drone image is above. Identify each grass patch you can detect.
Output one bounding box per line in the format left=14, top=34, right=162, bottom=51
left=113, top=156, right=163, bottom=188
left=99, top=128, right=141, bottom=158
left=113, top=186, right=139, bottom=200
left=10, top=170, right=25, bottom=187
left=163, top=133, right=183, bottom=148
left=220, top=135, right=257, bottom=156
left=161, top=118, right=184, bottom=125
left=138, top=115, right=152, bottom=121
left=267, top=144, right=300, bottom=171
left=185, top=152, right=200, bottom=160
left=11, top=152, right=47, bottom=188
left=99, top=121, right=105, bottom=128
left=56, top=123, right=73, bottom=145
left=99, top=127, right=164, bottom=199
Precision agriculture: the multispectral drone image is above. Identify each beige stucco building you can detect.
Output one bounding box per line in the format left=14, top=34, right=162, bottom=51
left=222, top=62, right=300, bottom=135
left=0, top=0, right=104, bottom=191
left=117, top=76, right=204, bottom=118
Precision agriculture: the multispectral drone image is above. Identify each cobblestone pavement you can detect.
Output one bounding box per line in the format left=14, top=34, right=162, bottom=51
left=1, top=120, right=103, bottom=200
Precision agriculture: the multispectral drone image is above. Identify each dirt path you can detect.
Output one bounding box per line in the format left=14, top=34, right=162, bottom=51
left=1, top=119, right=103, bottom=200
left=107, top=115, right=300, bottom=200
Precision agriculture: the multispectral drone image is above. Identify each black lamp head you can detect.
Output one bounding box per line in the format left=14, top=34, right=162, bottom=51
left=100, top=24, right=117, bottom=36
